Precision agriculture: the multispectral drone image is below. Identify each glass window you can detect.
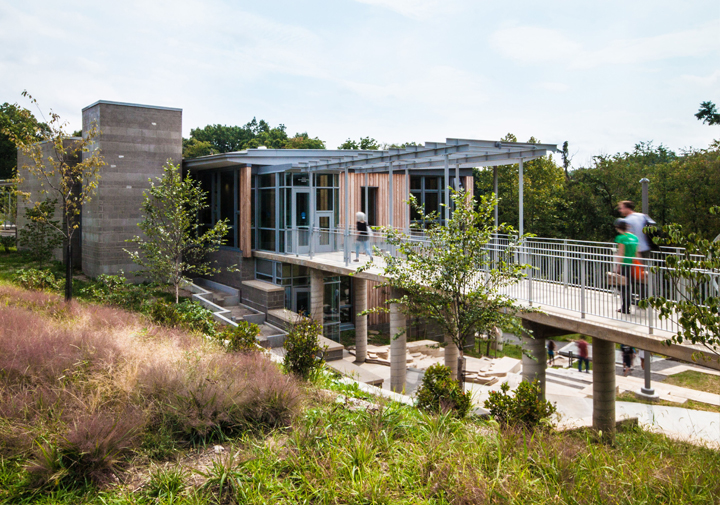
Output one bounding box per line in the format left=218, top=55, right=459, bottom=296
left=316, top=188, right=332, bottom=211
left=425, top=177, right=439, bottom=190
left=425, top=192, right=439, bottom=214
left=259, top=174, right=275, bottom=188
left=219, top=171, right=236, bottom=247
left=410, top=176, right=422, bottom=190
left=293, top=173, right=310, bottom=186
left=259, top=229, right=276, bottom=251
left=259, top=189, right=275, bottom=228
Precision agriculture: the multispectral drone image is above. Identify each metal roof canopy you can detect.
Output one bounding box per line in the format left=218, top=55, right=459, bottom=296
left=292, top=138, right=559, bottom=235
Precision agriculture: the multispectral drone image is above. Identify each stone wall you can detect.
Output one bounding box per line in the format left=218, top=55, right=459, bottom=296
left=241, top=279, right=285, bottom=314
left=81, top=101, right=182, bottom=277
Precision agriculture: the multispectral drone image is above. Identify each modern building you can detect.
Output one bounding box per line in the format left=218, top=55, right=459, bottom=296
left=17, top=100, right=557, bottom=343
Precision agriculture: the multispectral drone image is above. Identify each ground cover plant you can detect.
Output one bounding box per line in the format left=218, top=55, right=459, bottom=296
left=1, top=282, right=720, bottom=503
left=0, top=283, right=301, bottom=496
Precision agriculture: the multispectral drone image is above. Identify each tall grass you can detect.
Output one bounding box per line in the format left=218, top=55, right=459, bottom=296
left=0, top=284, right=301, bottom=487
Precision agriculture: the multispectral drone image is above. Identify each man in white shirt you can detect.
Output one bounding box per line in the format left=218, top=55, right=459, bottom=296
left=618, top=200, right=652, bottom=258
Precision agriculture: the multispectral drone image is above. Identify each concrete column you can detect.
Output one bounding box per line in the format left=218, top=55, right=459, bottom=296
left=389, top=293, right=406, bottom=393
left=310, top=268, right=324, bottom=323
left=521, top=333, right=547, bottom=399
left=444, top=334, right=459, bottom=378
left=592, top=337, right=616, bottom=442
left=353, top=278, right=368, bottom=363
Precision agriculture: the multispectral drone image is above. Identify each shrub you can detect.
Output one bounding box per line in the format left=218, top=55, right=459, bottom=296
left=142, top=299, right=217, bottom=336
left=218, top=321, right=260, bottom=352
left=144, top=466, right=187, bottom=502
left=143, top=353, right=301, bottom=442
left=17, top=199, right=63, bottom=266
left=283, top=318, right=324, bottom=380
left=415, top=363, right=472, bottom=418
left=27, top=409, right=141, bottom=487
left=13, top=268, right=61, bottom=291
left=483, top=380, right=556, bottom=428
left=0, top=234, right=15, bottom=253
left=80, top=272, right=148, bottom=311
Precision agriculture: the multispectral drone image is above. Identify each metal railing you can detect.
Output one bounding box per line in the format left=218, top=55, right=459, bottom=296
left=277, top=226, right=717, bottom=335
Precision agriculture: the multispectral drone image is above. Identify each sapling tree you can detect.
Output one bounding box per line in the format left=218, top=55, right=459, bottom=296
left=641, top=206, right=720, bottom=358
left=17, top=198, right=63, bottom=265
left=361, top=190, right=531, bottom=381
left=7, top=91, right=105, bottom=301
left=126, top=161, right=231, bottom=303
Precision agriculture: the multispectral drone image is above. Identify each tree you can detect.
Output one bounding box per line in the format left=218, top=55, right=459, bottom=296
left=362, top=191, right=530, bottom=380
left=126, top=161, right=231, bottom=303
left=641, top=206, right=720, bottom=358
left=182, top=138, right=215, bottom=159
left=0, top=102, right=47, bottom=180
left=338, top=137, right=380, bottom=150
left=17, top=198, right=63, bottom=265
left=187, top=119, right=325, bottom=154
left=695, top=101, right=720, bottom=126
left=7, top=92, right=105, bottom=301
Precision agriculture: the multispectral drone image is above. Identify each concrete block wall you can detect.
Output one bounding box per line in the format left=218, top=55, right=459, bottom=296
left=203, top=249, right=254, bottom=290
left=241, top=280, right=285, bottom=314
left=16, top=139, right=82, bottom=267
left=81, top=101, right=182, bottom=277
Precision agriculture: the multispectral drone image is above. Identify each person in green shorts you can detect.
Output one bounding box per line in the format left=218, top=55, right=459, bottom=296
left=614, top=219, right=639, bottom=314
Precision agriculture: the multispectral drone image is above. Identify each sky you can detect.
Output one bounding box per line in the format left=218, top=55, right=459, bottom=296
left=1, top=0, right=718, bottom=167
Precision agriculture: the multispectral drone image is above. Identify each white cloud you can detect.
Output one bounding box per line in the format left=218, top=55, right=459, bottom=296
left=538, top=82, right=570, bottom=92
left=352, top=0, right=452, bottom=19
left=490, top=19, right=720, bottom=69
left=680, top=69, right=720, bottom=87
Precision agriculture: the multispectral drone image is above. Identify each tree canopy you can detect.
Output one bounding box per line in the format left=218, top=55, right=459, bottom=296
left=338, top=137, right=380, bottom=150
left=0, top=102, right=48, bottom=180
left=695, top=101, right=720, bottom=126
left=183, top=118, right=325, bottom=158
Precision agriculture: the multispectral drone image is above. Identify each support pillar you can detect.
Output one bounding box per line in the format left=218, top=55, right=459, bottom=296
left=389, top=292, right=406, bottom=393
left=310, top=269, right=324, bottom=324
left=521, top=330, right=547, bottom=399
left=639, top=350, right=658, bottom=398
left=519, top=158, right=524, bottom=236
left=592, top=337, right=616, bottom=442
left=353, top=278, right=368, bottom=363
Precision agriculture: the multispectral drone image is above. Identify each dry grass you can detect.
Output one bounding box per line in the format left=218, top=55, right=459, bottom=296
left=0, top=284, right=302, bottom=486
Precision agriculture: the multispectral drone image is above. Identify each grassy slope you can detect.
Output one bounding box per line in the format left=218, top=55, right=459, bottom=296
left=1, top=253, right=720, bottom=504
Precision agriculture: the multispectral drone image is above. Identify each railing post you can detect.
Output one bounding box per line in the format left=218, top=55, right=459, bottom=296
left=580, top=253, right=586, bottom=318
left=562, top=239, right=569, bottom=288
left=527, top=248, right=533, bottom=306
left=647, top=262, right=654, bottom=335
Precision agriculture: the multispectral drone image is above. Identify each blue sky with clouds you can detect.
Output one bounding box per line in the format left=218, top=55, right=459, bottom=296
left=1, top=0, right=718, bottom=165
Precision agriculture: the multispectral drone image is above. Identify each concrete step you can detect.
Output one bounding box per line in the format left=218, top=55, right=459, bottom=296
left=327, top=359, right=384, bottom=388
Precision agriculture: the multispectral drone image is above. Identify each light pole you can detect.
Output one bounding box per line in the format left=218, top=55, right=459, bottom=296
left=638, top=177, right=658, bottom=398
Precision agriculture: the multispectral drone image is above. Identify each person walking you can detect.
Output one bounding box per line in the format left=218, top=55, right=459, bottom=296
left=621, top=343, right=635, bottom=377
left=575, top=338, right=590, bottom=373
left=547, top=340, right=556, bottom=366
left=618, top=200, right=657, bottom=300
left=614, top=219, right=639, bottom=314
left=354, top=211, right=373, bottom=262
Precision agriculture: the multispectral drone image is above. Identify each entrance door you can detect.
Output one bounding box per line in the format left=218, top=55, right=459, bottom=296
left=315, top=211, right=335, bottom=253
left=292, top=189, right=310, bottom=254
left=293, top=287, right=310, bottom=317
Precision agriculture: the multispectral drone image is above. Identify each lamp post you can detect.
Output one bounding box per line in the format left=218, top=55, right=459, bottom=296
left=638, top=177, right=658, bottom=398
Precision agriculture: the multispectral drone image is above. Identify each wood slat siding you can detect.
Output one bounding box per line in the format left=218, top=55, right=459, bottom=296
left=239, top=166, right=252, bottom=258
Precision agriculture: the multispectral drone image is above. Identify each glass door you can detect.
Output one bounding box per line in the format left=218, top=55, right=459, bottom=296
left=315, top=211, right=334, bottom=253
left=292, top=189, right=310, bottom=254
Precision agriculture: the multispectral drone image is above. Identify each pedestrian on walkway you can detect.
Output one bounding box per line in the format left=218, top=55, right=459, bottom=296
left=639, top=349, right=646, bottom=370
left=614, top=219, right=639, bottom=314
left=354, top=212, right=373, bottom=262
left=547, top=340, right=556, bottom=366
left=618, top=200, right=657, bottom=300
left=575, top=338, right=590, bottom=373
left=621, top=344, right=635, bottom=377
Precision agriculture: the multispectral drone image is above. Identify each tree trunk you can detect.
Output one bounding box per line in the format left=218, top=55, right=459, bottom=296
left=444, top=333, right=459, bottom=378
left=64, top=242, right=72, bottom=302
left=175, top=283, right=179, bottom=304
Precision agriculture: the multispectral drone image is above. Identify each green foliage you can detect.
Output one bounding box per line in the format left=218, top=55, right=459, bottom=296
left=181, top=137, right=215, bottom=159
left=415, top=363, right=472, bottom=417
left=143, top=299, right=218, bottom=336
left=17, top=199, right=63, bottom=266
left=695, top=100, right=720, bottom=126
left=0, top=234, right=14, bottom=253
left=79, top=272, right=148, bottom=311
left=13, top=267, right=61, bottom=291
left=0, top=101, right=48, bottom=179
left=364, top=191, right=530, bottom=378
left=187, top=118, right=325, bottom=154
left=484, top=380, right=557, bottom=428
left=641, top=206, right=720, bottom=356
left=283, top=318, right=324, bottom=380
left=127, top=161, right=231, bottom=303
left=338, top=136, right=379, bottom=150
left=144, top=466, right=187, bottom=502
left=218, top=321, right=261, bottom=352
